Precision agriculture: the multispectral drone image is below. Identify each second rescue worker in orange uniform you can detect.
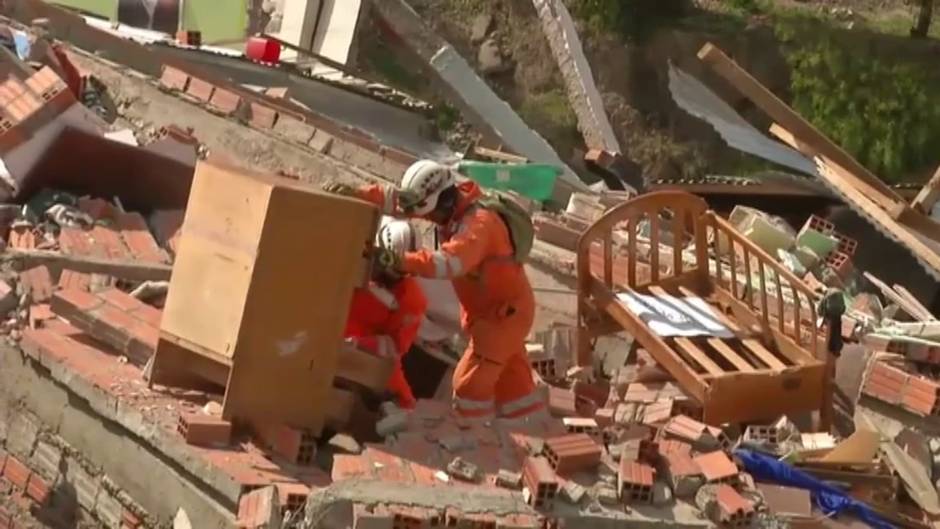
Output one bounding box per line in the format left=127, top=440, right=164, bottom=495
left=326, top=160, right=545, bottom=422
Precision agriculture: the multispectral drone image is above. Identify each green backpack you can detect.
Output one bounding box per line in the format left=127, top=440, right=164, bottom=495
left=477, top=191, right=535, bottom=264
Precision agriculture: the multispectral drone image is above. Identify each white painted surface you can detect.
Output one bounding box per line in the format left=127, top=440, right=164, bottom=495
left=311, top=0, right=362, bottom=65
left=277, top=0, right=321, bottom=60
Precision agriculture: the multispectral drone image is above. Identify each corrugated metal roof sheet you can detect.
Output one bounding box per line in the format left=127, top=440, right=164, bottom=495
left=668, top=64, right=819, bottom=177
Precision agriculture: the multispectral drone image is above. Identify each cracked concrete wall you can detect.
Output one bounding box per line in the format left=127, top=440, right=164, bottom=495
left=532, top=0, right=620, bottom=154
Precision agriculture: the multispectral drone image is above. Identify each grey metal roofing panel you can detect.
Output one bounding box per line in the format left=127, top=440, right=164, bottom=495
left=668, top=64, right=819, bottom=177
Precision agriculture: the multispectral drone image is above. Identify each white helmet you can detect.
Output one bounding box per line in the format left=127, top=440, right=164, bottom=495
left=377, top=218, right=418, bottom=260
left=400, top=160, right=457, bottom=216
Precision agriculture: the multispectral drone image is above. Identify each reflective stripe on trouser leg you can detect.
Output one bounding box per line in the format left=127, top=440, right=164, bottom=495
left=452, top=331, right=502, bottom=421
left=453, top=396, right=495, bottom=419
left=494, top=350, right=542, bottom=418
left=497, top=389, right=545, bottom=418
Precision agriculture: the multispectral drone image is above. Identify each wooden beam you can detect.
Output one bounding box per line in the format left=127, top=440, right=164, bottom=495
left=773, top=124, right=940, bottom=247
left=913, top=165, right=940, bottom=214
left=2, top=249, right=172, bottom=281
left=698, top=43, right=906, bottom=211
left=674, top=337, right=725, bottom=376
left=473, top=146, right=529, bottom=164
left=770, top=124, right=906, bottom=217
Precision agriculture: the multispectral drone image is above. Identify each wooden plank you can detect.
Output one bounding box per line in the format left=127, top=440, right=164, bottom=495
left=707, top=338, right=756, bottom=372
left=696, top=43, right=905, bottom=211
left=864, top=272, right=931, bottom=322
left=676, top=285, right=747, bottom=336
left=473, top=145, right=529, bottom=164
left=1, top=249, right=172, bottom=281
left=741, top=339, right=787, bottom=370
left=773, top=125, right=940, bottom=252
left=912, top=165, right=940, bottom=214
left=769, top=124, right=906, bottom=217
left=591, top=281, right=708, bottom=401
left=673, top=337, right=725, bottom=376
left=892, top=284, right=935, bottom=322
left=817, top=153, right=940, bottom=244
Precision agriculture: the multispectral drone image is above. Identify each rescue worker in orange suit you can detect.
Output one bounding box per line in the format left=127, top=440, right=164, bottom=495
left=344, top=219, right=427, bottom=410
left=326, top=160, right=545, bottom=423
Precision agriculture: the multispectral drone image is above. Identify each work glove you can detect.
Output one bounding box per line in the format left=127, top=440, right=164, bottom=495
left=372, top=247, right=402, bottom=276
left=397, top=189, right=423, bottom=214
left=322, top=182, right=357, bottom=197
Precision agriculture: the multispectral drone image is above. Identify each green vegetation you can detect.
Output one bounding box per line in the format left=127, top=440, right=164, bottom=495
left=519, top=89, right=578, bottom=134
left=433, top=103, right=460, bottom=132
left=566, top=0, right=688, bottom=41
left=364, top=44, right=422, bottom=93
left=778, top=22, right=940, bottom=181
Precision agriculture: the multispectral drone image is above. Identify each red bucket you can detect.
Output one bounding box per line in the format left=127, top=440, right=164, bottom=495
left=245, top=37, right=281, bottom=64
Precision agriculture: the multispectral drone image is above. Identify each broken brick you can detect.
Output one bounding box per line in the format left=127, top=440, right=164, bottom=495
left=331, top=454, right=375, bottom=482
left=446, top=457, right=479, bottom=482
left=78, top=197, right=118, bottom=220
left=208, top=87, right=242, bottom=115
left=2, top=456, right=30, bottom=491
left=250, top=103, right=278, bottom=129
left=712, top=484, right=755, bottom=528
left=160, top=66, right=190, bottom=91
left=58, top=269, right=91, bottom=291
left=547, top=386, right=577, bottom=418
left=252, top=422, right=317, bottom=465
left=543, top=433, right=602, bottom=475
left=495, top=469, right=522, bottom=490
left=521, top=457, right=558, bottom=508
left=121, top=509, right=143, bottom=529
left=115, top=212, right=168, bottom=263
left=276, top=481, right=310, bottom=513
left=353, top=503, right=393, bottom=529
left=617, top=459, right=654, bottom=503
left=50, top=288, right=159, bottom=365
left=25, top=473, right=50, bottom=505
left=177, top=413, right=232, bottom=447
left=19, top=265, right=54, bottom=303
left=185, top=76, right=214, bottom=102
left=662, top=451, right=703, bottom=498
left=694, top=451, right=738, bottom=483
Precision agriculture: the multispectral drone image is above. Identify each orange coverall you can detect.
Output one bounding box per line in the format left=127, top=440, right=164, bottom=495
left=344, top=279, right=427, bottom=409
left=355, top=181, right=543, bottom=420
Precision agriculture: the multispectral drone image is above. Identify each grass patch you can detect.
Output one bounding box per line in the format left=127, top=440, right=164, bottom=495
left=519, top=89, right=578, bottom=133
left=363, top=44, right=422, bottom=93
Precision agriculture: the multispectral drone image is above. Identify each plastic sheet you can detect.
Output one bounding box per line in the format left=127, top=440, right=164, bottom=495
left=735, top=449, right=894, bottom=529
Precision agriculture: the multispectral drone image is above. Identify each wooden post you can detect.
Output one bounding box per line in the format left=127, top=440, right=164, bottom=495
left=912, top=165, right=940, bottom=215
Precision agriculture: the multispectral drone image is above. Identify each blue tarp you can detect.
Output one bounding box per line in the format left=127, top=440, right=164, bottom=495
left=735, top=449, right=895, bottom=529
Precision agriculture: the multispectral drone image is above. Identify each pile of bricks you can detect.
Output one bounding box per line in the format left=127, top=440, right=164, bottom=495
left=157, top=65, right=415, bottom=182
left=862, top=360, right=940, bottom=417
left=0, top=66, right=76, bottom=154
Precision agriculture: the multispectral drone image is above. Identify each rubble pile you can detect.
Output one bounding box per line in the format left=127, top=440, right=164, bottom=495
left=0, top=5, right=937, bottom=529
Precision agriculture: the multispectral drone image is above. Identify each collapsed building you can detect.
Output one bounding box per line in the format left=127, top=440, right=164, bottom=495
left=0, top=1, right=936, bottom=529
